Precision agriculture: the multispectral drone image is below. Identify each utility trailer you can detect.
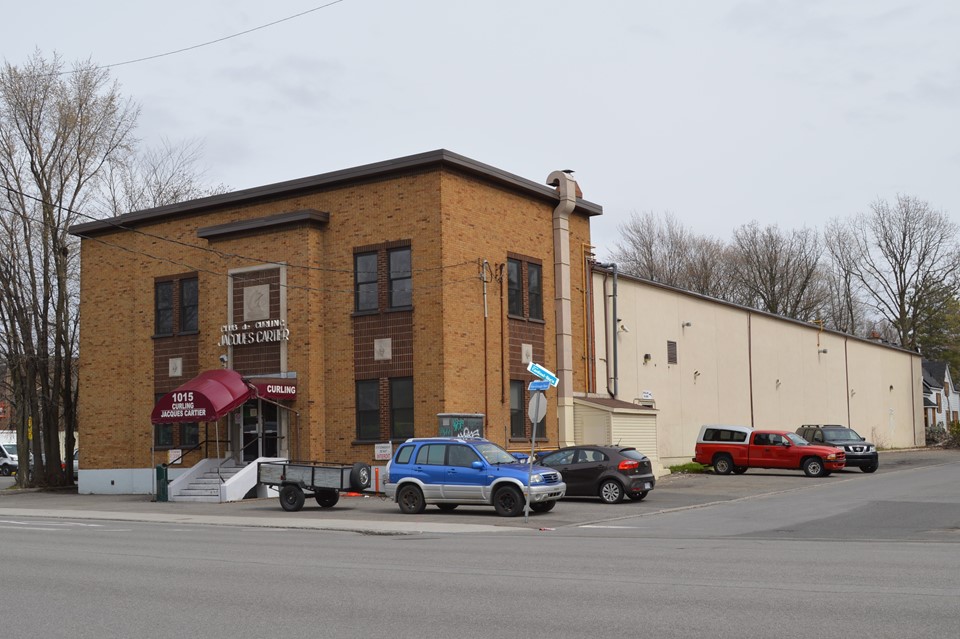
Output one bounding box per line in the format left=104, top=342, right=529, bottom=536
left=258, top=460, right=372, bottom=512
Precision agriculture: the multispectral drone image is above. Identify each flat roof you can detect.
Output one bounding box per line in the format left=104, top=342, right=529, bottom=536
left=70, top=149, right=602, bottom=237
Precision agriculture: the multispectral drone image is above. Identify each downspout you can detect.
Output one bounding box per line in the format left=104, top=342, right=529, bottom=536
left=748, top=312, right=755, bottom=428
left=547, top=170, right=577, bottom=447
left=595, top=262, right=619, bottom=398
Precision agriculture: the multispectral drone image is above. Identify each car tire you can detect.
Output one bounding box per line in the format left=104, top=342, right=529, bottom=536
left=397, top=484, right=426, bottom=514
left=627, top=491, right=648, bottom=501
left=599, top=479, right=625, bottom=504
left=493, top=485, right=524, bottom=517
left=315, top=490, right=340, bottom=508
left=861, top=464, right=878, bottom=473
left=349, top=462, right=371, bottom=491
left=530, top=500, right=556, bottom=513
left=802, top=457, right=825, bottom=477
left=436, top=503, right=458, bottom=512
left=732, top=466, right=748, bottom=475
left=0, top=465, right=10, bottom=476
left=279, top=485, right=305, bottom=512
left=713, top=454, right=734, bottom=475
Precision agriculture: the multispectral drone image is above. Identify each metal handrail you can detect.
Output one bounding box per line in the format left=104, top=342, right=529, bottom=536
left=217, top=435, right=285, bottom=483
left=162, top=439, right=227, bottom=468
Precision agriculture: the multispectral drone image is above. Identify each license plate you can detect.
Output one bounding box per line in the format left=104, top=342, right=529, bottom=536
left=644, top=482, right=651, bottom=490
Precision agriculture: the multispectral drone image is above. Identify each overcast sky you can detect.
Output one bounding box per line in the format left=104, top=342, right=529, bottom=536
left=5, top=0, right=958, bottom=259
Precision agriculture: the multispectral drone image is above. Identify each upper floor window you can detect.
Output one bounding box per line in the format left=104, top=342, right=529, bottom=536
left=155, top=281, right=174, bottom=336
left=389, top=248, right=412, bottom=308
left=355, top=252, right=378, bottom=312
left=180, top=278, right=198, bottom=333
left=155, top=274, right=199, bottom=337
left=354, top=243, right=412, bottom=312
left=356, top=379, right=380, bottom=441
left=507, top=256, right=543, bottom=320
left=528, top=263, right=543, bottom=320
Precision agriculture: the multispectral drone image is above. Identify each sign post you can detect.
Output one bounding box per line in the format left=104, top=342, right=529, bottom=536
left=524, top=382, right=549, bottom=523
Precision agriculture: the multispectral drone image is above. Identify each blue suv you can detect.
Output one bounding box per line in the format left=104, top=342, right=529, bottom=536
left=384, top=437, right=566, bottom=517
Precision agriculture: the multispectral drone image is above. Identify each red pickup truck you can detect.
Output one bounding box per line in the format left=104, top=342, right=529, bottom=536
left=694, top=425, right=846, bottom=477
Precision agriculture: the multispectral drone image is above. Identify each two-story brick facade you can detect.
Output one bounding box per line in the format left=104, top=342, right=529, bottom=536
left=69, top=150, right=600, bottom=494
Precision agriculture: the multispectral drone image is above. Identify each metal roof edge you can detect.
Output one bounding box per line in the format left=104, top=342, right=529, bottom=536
left=69, top=149, right=602, bottom=236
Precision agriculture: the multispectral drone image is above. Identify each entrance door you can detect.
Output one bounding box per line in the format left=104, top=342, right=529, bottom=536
left=240, top=400, right=280, bottom=462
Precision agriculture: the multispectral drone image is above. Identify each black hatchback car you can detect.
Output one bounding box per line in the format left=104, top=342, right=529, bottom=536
left=536, top=445, right=656, bottom=503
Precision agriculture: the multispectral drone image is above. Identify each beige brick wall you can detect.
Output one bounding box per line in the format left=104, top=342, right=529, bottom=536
left=77, top=166, right=593, bottom=470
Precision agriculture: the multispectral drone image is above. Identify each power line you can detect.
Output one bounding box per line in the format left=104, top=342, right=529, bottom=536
left=3, top=184, right=473, bottom=276
left=60, top=1, right=349, bottom=75
left=1, top=186, right=491, bottom=297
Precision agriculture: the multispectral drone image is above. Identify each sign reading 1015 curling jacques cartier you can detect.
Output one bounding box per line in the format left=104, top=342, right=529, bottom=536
left=218, top=319, right=291, bottom=346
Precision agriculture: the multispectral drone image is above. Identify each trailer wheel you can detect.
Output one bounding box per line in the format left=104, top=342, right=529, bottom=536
left=315, top=490, right=340, bottom=508
left=279, top=485, right=305, bottom=512
left=350, top=463, right=371, bottom=491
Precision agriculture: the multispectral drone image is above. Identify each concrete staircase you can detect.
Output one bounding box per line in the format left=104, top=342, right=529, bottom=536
left=170, top=459, right=246, bottom=503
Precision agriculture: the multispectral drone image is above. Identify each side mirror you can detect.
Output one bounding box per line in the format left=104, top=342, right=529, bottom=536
left=783, top=440, right=792, bottom=447
left=471, top=460, right=484, bottom=470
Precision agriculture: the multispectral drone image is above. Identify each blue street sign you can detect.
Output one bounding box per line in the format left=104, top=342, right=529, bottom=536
left=528, top=380, right=550, bottom=391
left=527, top=362, right=559, bottom=387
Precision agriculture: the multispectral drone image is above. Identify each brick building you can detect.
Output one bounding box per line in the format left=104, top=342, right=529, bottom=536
left=69, top=150, right=600, bottom=495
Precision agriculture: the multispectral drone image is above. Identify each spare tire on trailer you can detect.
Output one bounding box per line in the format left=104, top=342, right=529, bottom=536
left=350, top=462, right=371, bottom=492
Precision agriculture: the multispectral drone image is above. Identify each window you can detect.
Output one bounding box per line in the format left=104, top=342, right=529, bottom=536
left=667, top=340, right=678, bottom=365
left=155, top=276, right=198, bottom=336
left=527, top=263, right=542, bottom=320
left=390, top=377, right=414, bottom=440
left=180, top=278, right=198, bottom=333
left=395, top=444, right=414, bottom=464
left=507, top=259, right=523, bottom=316
left=447, top=444, right=480, bottom=468
left=354, top=252, right=378, bottom=312
left=154, top=423, right=174, bottom=448
left=415, top=444, right=446, bottom=465
left=356, top=380, right=380, bottom=440
left=507, top=256, right=544, bottom=320
left=155, top=281, right=173, bottom=335
left=543, top=449, right=575, bottom=465
left=510, top=380, right=525, bottom=438
left=389, top=248, right=412, bottom=308
left=181, top=422, right=200, bottom=447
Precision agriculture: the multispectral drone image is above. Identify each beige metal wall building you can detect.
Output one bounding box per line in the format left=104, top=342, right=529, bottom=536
left=591, top=269, right=924, bottom=467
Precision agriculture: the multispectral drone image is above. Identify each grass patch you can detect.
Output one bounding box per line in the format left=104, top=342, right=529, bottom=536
left=668, top=462, right=707, bottom=474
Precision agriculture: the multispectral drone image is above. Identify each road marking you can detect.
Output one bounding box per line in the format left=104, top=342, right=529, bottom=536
left=579, top=525, right=637, bottom=529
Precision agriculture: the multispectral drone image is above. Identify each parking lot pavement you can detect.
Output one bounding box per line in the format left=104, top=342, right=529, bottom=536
left=0, top=448, right=956, bottom=533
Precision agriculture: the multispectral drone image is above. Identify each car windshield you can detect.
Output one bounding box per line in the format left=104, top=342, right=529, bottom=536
left=4, top=444, right=15, bottom=456
left=825, top=428, right=862, bottom=441
left=473, top=442, right=520, bottom=465
left=785, top=433, right=809, bottom=446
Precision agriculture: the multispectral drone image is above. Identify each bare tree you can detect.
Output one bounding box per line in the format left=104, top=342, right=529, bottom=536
left=727, top=221, right=828, bottom=322
left=612, top=211, right=732, bottom=298
left=0, top=52, right=222, bottom=486
left=98, top=137, right=227, bottom=215
left=838, top=195, right=960, bottom=351
left=823, top=219, right=868, bottom=333
left=0, top=52, right=140, bottom=485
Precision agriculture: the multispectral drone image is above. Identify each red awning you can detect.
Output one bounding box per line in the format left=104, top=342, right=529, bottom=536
left=151, top=370, right=253, bottom=423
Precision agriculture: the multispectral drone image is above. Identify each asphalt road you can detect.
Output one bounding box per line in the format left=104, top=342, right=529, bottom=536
left=1, top=449, right=957, bottom=638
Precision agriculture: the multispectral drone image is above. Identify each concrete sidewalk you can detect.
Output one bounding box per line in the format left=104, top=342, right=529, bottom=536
left=2, top=448, right=955, bottom=535
left=0, top=489, right=515, bottom=535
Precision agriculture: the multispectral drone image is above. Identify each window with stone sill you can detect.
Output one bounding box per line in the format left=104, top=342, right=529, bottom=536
left=507, top=256, right=543, bottom=321
left=154, top=275, right=199, bottom=336
left=354, top=244, right=412, bottom=313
